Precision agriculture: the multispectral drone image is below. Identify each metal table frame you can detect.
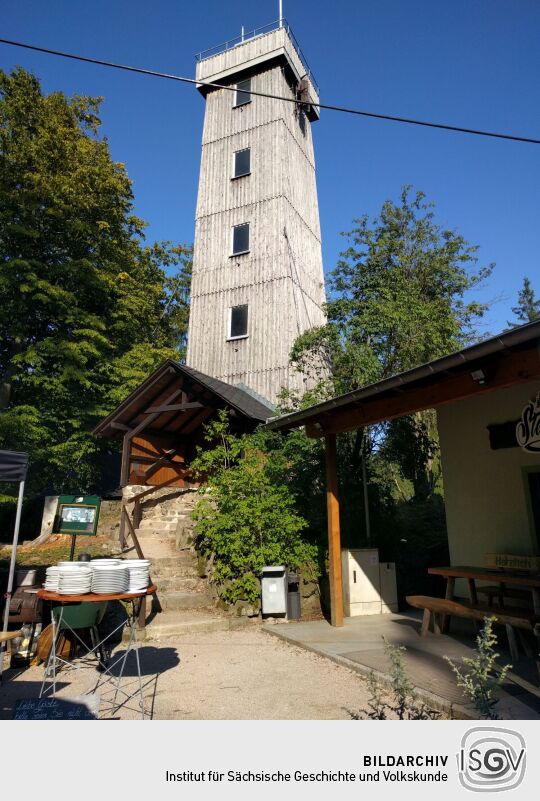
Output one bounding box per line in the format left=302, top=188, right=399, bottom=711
left=38, top=586, right=156, bottom=720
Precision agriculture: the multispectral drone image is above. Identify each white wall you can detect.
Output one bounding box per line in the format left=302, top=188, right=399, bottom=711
left=437, top=380, right=540, bottom=567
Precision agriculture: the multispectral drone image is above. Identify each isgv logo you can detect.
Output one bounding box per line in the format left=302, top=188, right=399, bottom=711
left=458, top=727, right=526, bottom=792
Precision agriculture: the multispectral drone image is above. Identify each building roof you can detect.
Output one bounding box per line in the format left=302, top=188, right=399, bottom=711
left=180, top=365, right=274, bottom=420
left=93, top=360, right=274, bottom=438
left=266, top=320, right=540, bottom=435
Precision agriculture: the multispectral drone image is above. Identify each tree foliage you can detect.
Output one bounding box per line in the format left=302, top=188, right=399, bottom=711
left=291, top=186, right=492, bottom=392
left=0, top=67, right=191, bottom=497
left=287, top=188, right=493, bottom=586
left=192, top=412, right=318, bottom=605
left=509, top=276, right=540, bottom=326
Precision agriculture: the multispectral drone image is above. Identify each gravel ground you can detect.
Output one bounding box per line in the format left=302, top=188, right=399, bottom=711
left=1, top=625, right=373, bottom=720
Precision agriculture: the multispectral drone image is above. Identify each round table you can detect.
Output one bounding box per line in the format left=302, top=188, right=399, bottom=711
left=37, top=584, right=157, bottom=604
left=37, top=584, right=157, bottom=719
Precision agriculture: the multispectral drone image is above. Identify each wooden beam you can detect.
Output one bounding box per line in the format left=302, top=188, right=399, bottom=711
left=144, top=449, right=185, bottom=478
left=110, top=422, right=130, bottom=432
left=144, top=401, right=204, bottom=414
left=120, top=387, right=184, bottom=485
left=97, top=366, right=177, bottom=435
left=309, top=346, right=540, bottom=437
left=178, top=407, right=214, bottom=435
left=305, top=423, right=323, bottom=439
left=325, top=433, right=344, bottom=627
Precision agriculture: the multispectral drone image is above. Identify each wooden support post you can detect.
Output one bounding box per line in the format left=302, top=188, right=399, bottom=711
left=420, top=608, right=431, bottom=636
left=441, top=576, right=455, bottom=633
left=120, top=431, right=131, bottom=488
left=325, top=433, right=344, bottom=627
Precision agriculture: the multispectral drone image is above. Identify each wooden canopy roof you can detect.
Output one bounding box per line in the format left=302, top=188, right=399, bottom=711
left=267, top=320, right=540, bottom=437
left=93, top=360, right=274, bottom=440
left=267, top=320, right=540, bottom=630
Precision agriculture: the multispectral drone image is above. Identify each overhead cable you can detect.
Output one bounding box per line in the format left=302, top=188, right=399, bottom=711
left=1, top=37, right=539, bottom=145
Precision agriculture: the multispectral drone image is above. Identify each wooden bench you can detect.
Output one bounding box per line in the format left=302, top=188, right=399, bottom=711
left=406, top=595, right=540, bottom=663
left=477, top=585, right=532, bottom=608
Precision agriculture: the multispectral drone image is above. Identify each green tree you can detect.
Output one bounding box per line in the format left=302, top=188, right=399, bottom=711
left=288, top=188, right=492, bottom=578
left=192, top=412, right=317, bottom=606
left=509, top=276, right=540, bottom=326
left=291, top=186, right=492, bottom=391
left=0, top=67, right=191, bottom=497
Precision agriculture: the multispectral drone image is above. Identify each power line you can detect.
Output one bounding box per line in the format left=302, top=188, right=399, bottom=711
left=1, top=36, right=539, bottom=145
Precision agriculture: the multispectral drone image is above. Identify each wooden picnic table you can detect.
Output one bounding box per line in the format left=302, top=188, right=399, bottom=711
left=428, top=566, right=540, bottom=616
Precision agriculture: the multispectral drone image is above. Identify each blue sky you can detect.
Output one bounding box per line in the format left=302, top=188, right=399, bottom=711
left=2, top=0, right=539, bottom=335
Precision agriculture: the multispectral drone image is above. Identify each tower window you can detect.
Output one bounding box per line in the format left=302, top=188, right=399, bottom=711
left=233, top=148, right=251, bottom=178
left=231, top=223, right=250, bottom=255
left=228, top=305, right=248, bottom=339
left=234, top=78, right=251, bottom=107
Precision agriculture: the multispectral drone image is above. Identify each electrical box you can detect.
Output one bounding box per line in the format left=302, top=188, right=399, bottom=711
left=341, top=549, right=398, bottom=616
left=261, top=566, right=287, bottom=616
left=380, top=561, right=399, bottom=613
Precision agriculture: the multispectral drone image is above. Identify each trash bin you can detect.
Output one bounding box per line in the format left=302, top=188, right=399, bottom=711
left=286, top=570, right=301, bottom=620
left=261, top=566, right=287, bottom=616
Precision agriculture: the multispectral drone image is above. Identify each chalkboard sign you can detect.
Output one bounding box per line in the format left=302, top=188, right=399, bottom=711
left=13, top=695, right=100, bottom=720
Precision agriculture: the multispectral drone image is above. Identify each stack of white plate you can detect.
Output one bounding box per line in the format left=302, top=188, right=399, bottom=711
left=91, top=564, right=129, bottom=594
left=125, top=560, right=151, bottom=593
left=57, top=566, right=93, bottom=595
left=44, top=563, right=91, bottom=592
left=44, top=566, right=62, bottom=591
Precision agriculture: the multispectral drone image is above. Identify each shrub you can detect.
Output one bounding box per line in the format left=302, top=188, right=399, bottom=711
left=191, top=412, right=318, bottom=606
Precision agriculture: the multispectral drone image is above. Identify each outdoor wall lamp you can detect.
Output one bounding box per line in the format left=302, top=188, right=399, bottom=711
left=471, top=369, right=486, bottom=385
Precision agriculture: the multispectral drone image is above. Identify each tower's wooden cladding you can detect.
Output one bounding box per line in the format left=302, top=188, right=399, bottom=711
left=186, top=26, right=327, bottom=404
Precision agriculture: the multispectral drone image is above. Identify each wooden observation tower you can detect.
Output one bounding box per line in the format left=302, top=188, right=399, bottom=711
left=186, top=19, right=327, bottom=404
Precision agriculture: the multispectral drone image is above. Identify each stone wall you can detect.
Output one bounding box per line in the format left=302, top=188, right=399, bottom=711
left=96, top=500, right=122, bottom=541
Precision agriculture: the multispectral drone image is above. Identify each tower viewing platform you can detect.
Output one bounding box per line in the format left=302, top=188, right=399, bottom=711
left=195, top=19, right=320, bottom=120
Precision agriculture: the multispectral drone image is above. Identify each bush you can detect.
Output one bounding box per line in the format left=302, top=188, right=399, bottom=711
left=192, top=412, right=318, bottom=606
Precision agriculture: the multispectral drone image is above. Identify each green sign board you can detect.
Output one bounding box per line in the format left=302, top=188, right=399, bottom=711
left=55, top=495, right=101, bottom=536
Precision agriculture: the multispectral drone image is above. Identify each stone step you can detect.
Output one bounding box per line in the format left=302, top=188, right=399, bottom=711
left=158, top=590, right=214, bottom=612
left=123, top=553, right=199, bottom=577
left=144, top=611, right=234, bottom=640
left=149, top=554, right=198, bottom=568
left=152, top=564, right=200, bottom=579
left=154, top=575, right=204, bottom=593
left=138, top=520, right=178, bottom=531
left=142, top=509, right=195, bottom=518
left=140, top=519, right=194, bottom=530
left=145, top=501, right=197, bottom=510
left=135, top=530, right=177, bottom=542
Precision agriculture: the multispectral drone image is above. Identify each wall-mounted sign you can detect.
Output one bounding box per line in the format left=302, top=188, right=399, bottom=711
left=54, top=495, right=101, bottom=536
left=516, top=393, right=540, bottom=453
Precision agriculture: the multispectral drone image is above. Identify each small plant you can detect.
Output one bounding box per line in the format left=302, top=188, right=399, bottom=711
left=353, top=638, right=440, bottom=720
left=362, top=670, right=388, bottom=720
left=445, top=616, right=511, bottom=719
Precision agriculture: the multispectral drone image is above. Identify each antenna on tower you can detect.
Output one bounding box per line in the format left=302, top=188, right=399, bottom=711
left=279, top=0, right=283, bottom=27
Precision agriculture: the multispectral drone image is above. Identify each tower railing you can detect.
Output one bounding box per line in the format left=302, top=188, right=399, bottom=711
left=194, top=18, right=319, bottom=95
